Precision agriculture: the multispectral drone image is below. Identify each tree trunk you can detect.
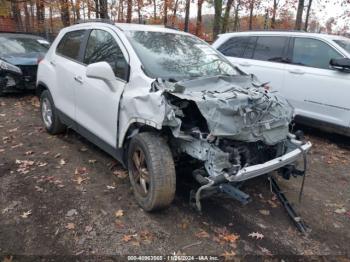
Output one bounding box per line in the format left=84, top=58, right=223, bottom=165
left=11, top=0, right=23, bottom=32
left=95, top=0, right=99, bottom=18
left=213, top=0, right=222, bottom=39
left=153, top=0, right=156, bottom=20
left=304, top=0, right=312, bottom=31
left=71, top=0, right=76, bottom=22
left=221, top=0, right=233, bottom=33
left=248, top=0, right=255, bottom=30
left=24, top=1, right=31, bottom=32
left=295, top=0, right=304, bottom=30
left=126, top=0, right=132, bottom=22
left=137, top=0, right=142, bottom=23
left=87, top=0, right=91, bottom=19
left=195, top=0, right=203, bottom=36
left=271, top=0, right=278, bottom=29
left=75, top=0, right=81, bottom=20
left=99, top=0, right=109, bottom=19
left=36, top=0, right=45, bottom=32
left=171, top=0, right=179, bottom=26
left=233, top=0, right=241, bottom=31
left=49, top=3, right=53, bottom=32
left=164, top=0, right=168, bottom=25
left=60, top=0, right=71, bottom=27
left=184, top=0, right=190, bottom=32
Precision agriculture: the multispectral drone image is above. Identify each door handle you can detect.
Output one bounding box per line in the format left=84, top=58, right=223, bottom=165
left=289, top=69, right=305, bottom=75
left=50, top=60, right=56, bottom=66
left=239, top=62, right=251, bottom=67
left=74, top=76, right=83, bottom=84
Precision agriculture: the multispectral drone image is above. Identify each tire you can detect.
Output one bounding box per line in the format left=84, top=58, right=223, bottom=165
left=40, top=90, right=66, bottom=134
left=127, top=132, right=176, bottom=211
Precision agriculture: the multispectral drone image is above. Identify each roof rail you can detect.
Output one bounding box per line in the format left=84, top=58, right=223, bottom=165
left=75, top=19, right=114, bottom=25
left=237, top=29, right=306, bottom=32
left=164, top=25, right=180, bottom=31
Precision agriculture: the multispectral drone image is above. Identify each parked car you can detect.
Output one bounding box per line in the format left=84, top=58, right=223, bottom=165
left=213, top=31, right=350, bottom=135
left=37, top=22, right=311, bottom=212
left=0, top=32, right=50, bottom=95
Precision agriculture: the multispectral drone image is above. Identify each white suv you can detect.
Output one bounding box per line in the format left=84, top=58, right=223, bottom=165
left=37, top=22, right=311, bottom=211
left=213, top=31, right=350, bottom=135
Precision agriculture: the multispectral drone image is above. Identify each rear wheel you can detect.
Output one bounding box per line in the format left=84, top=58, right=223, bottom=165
left=40, top=90, right=66, bottom=134
left=127, top=132, right=176, bottom=211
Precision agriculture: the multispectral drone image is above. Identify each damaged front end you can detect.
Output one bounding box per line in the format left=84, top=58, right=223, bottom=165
left=0, top=59, right=23, bottom=95
left=156, top=74, right=311, bottom=213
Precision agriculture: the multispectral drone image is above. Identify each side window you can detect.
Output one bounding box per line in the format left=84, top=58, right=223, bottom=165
left=56, top=30, right=85, bottom=61
left=252, top=36, right=287, bottom=62
left=217, top=37, right=250, bottom=57
left=292, top=38, right=343, bottom=69
left=84, top=29, right=128, bottom=81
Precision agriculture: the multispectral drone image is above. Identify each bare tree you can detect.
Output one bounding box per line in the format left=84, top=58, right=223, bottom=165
left=304, top=0, right=313, bottom=31
left=36, top=0, right=45, bottom=31
left=196, top=0, right=204, bottom=35
left=213, top=0, right=222, bottom=39
left=153, top=0, right=157, bottom=20
left=10, top=0, right=23, bottom=31
left=271, top=0, right=280, bottom=29
left=184, top=0, right=190, bottom=32
left=23, top=1, right=31, bottom=32
left=60, top=0, right=71, bottom=27
left=126, top=0, right=132, bottom=22
left=99, top=0, right=109, bottom=18
left=233, top=0, right=241, bottom=31
left=295, top=0, right=304, bottom=30
left=171, top=0, right=179, bottom=26
left=164, top=0, right=168, bottom=25
left=221, top=0, right=234, bottom=33
left=248, top=0, right=255, bottom=30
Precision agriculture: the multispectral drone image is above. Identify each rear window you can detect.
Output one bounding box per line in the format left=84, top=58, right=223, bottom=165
left=334, top=39, right=350, bottom=54
left=252, top=36, right=287, bottom=62
left=0, top=36, right=48, bottom=56
left=56, top=30, right=86, bottom=61
left=217, top=37, right=250, bottom=57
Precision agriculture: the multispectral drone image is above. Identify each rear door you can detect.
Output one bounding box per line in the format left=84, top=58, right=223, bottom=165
left=283, top=37, right=350, bottom=128
left=53, top=29, right=87, bottom=121
left=217, top=35, right=289, bottom=91
left=75, top=28, right=129, bottom=148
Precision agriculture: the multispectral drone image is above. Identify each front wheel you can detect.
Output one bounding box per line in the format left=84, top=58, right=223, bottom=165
left=127, top=132, right=176, bottom=211
left=40, top=90, right=66, bottom=134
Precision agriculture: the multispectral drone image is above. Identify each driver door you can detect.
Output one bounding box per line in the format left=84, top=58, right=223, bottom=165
left=75, top=28, right=129, bottom=148
left=283, top=37, right=350, bottom=128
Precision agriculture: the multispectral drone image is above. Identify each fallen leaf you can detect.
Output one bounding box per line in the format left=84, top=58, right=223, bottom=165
left=54, top=153, right=61, bottom=158
left=65, top=223, right=75, bottom=230
left=0, top=148, right=5, bottom=153
left=334, top=208, right=347, bottom=214
left=35, top=186, right=44, bottom=192
left=258, top=245, right=272, bottom=256
left=221, top=233, right=240, bottom=243
left=248, top=232, right=264, bottom=240
left=25, top=151, right=34, bottom=156
left=88, top=159, right=97, bottom=164
left=66, top=209, right=78, bottom=217
left=20, top=210, right=32, bottom=218
left=221, top=250, right=236, bottom=259
left=74, top=167, right=88, bottom=176
left=195, top=230, right=210, bottom=238
left=115, top=219, right=125, bottom=229
left=122, top=234, right=133, bottom=242
left=37, top=161, right=48, bottom=167
left=85, top=225, right=93, bottom=233
left=74, top=176, right=87, bottom=185
left=60, top=159, right=67, bottom=165
left=113, top=170, right=128, bottom=179
left=3, top=255, right=13, bottom=262
left=107, top=185, right=116, bottom=189
left=80, top=147, right=88, bottom=152
left=259, top=209, right=270, bottom=216
left=115, top=209, right=124, bottom=218
left=42, top=151, right=50, bottom=155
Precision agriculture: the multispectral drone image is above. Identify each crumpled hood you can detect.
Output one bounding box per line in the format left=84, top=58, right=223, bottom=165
left=164, top=75, right=293, bottom=145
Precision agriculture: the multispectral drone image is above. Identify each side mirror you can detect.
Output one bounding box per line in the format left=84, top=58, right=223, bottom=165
left=86, top=61, right=115, bottom=82
left=330, top=58, right=350, bottom=71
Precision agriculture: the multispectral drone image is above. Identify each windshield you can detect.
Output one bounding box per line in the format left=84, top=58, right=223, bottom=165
left=0, top=36, right=48, bottom=57
left=334, top=39, right=350, bottom=54
left=125, top=31, right=240, bottom=81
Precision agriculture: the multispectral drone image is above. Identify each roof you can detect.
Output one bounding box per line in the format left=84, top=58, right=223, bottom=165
left=218, top=31, right=349, bottom=41
left=66, top=22, right=188, bottom=35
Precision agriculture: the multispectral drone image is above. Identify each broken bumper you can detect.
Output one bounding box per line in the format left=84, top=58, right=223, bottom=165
left=225, top=141, right=312, bottom=182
